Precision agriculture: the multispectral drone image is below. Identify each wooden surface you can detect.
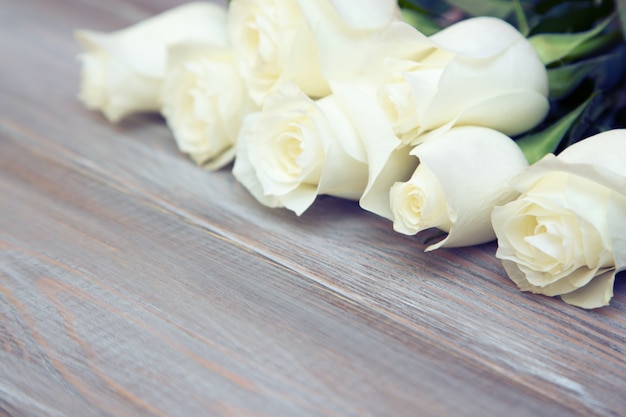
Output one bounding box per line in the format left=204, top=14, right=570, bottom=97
left=1, top=1, right=626, bottom=416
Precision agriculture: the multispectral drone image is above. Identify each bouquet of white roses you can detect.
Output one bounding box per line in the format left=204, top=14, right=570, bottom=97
left=75, top=0, right=626, bottom=308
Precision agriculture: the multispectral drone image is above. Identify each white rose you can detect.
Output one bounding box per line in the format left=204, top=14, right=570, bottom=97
left=492, top=129, right=626, bottom=308
left=227, top=0, right=405, bottom=105
left=227, top=0, right=330, bottom=105
left=295, top=0, right=424, bottom=86
left=76, top=2, right=228, bottom=122
left=377, top=16, right=549, bottom=147
left=423, top=17, right=549, bottom=136
left=233, top=84, right=368, bottom=215
left=389, top=126, right=529, bottom=250
left=345, top=17, right=549, bottom=219
left=161, top=43, right=258, bottom=169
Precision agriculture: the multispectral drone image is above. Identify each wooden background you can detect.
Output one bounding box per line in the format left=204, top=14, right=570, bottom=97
left=1, top=0, right=625, bottom=416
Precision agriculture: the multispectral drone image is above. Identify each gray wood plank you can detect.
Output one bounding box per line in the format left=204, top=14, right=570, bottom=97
left=1, top=0, right=625, bottom=416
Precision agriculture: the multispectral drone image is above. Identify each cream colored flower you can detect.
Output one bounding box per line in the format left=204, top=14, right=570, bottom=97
left=390, top=163, right=452, bottom=235
left=227, top=0, right=405, bottom=105
left=389, top=126, right=528, bottom=250
left=76, top=2, right=228, bottom=122
left=350, top=17, right=549, bottom=219
left=161, top=43, right=258, bottom=169
left=232, top=84, right=368, bottom=215
left=295, top=0, right=421, bottom=85
left=492, top=129, right=626, bottom=308
left=422, top=17, right=549, bottom=137
left=227, top=0, right=329, bottom=105
left=340, top=16, right=549, bottom=148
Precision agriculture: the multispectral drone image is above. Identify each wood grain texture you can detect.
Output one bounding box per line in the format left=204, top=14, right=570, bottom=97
left=1, top=0, right=625, bottom=416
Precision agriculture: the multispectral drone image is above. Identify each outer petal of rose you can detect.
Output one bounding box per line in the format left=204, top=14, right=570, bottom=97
left=233, top=113, right=283, bottom=210
left=203, top=148, right=237, bottom=171
left=608, top=191, right=626, bottom=280
left=281, top=185, right=320, bottom=216
left=419, top=49, right=548, bottom=134
left=513, top=131, right=626, bottom=195
left=513, top=154, right=626, bottom=200
left=409, top=91, right=549, bottom=141
left=78, top=53, right=162, bottom=122
left=327, top=0, right=399, bottom=30
left=500, top=259, right=537, bottom=293
left=430, top=17, right=528, bottom=58
left=500, top=258, right=614, bottom=304
left=557, top=129, right=626, bottom=179
left=331, top=83, right=416, bottom=219
left=411, top=126, right=528, bottom=250
left=76, top=3, right=228, bottom=78
left=606, top=186, right=626, bottom=294
left=295, top=0, right=435, bottom=85
left=417, top=18, right=549, bottom=134
left=560, top=269, right=616, bottom=309
left=279, top=20, right=331, bottom=99
left=451, top=92, right=549, bottom=136
left=76, top=2, right=228, bottom=121
left=315, top=97, right=369, bottom=199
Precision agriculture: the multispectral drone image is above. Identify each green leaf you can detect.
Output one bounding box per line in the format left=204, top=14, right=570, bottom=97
left=399, top=0, right=451, bottom=16
left=615, top=0, right=626, bottom=39
left=529, top=16, right=614, bottom=65
left=400, top=8, right=442, bottom=35
left=529, top=0, right=614, bottom=34
left=444, top=0, right=514, bottom=19
left=546, top=54, right=613, bottom=99
left=397, top=0, right=430, bottom=15
left=516, top=98, right=591, bottom=164
left=513, top=0, right=530, bottom=36
left=566, top=30, right=622, bottom=61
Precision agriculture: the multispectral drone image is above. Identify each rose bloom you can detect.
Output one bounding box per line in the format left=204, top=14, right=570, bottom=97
left=340, top=16, right=549, bottom=219
left=76, top=2, right=228, bottom=122
left=492, top=129, right=626, bottom=308
left=227, top=0, right=402, bottom=105
left=161, top=43, right=258, bottom=169
left=389, top=126, right=528, bottom=250
left=233, top=83, right=368, bottom=215
left=227, top=0, right=329, bottom=105
left=378, top=17, right=549, bottom=146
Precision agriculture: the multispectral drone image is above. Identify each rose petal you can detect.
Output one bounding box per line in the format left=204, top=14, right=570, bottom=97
left=560, top=269, right=616, bottom=309
left=557, top=129, right=626, bottom=180
left=233, top=113, right=283, bottom=209
left=315, top=97, right=369, bottom=198
left=430, top=17, right=523, bottom=58
left=327, top=0, right=399, bottom=30
left=331, top=83, right=415, bottom=219
left=420, top=50, right=549, bottom=133
left=408, top=126, right=528, bottom=250
left=76, top=2, right=228, bottom=79
left=608, top=191, right=626, bottom=275
left=451, top=91, right=550, bottom=136
left=513, top=130, right=626, bottom=196
left=296, top=0, right=434, bottom=86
